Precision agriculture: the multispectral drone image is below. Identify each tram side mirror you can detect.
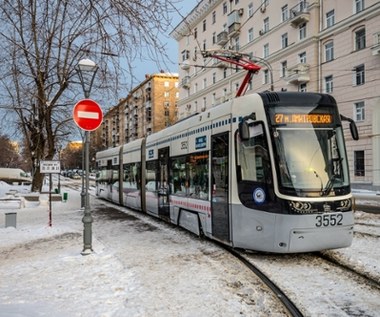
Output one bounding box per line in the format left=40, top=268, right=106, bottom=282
left=341, top=114, right=359, bottom=141
left=349, top=122, right=359, bottom=141
left=238, top=120, right=250, bottom=141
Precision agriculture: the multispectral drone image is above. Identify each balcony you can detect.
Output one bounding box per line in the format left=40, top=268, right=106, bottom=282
left=290, top=2, right=310, bottom=27
left=181, top=59, right=190, bottom=70
left=216, top=31, right=228, bottom=46
left=227, top=10, right=242, bottom=36
left=285, top=63, right=310, bottom=84
left=228, top=22, right=240, bottom=36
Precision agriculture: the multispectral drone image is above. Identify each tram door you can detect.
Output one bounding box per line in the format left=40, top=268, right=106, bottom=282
left=158, top=147, right=170, bottom=220
left=211, top=133, right=230, bottom=242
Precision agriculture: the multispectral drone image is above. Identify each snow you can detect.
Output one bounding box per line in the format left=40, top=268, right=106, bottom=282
left=0, top=179, right=379, bottom=316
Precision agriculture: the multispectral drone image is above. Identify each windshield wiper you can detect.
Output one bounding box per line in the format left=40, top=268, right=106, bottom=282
left=321, top=174, right=338, bottom=196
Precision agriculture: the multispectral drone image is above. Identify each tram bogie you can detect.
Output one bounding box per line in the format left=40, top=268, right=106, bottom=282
left=96, top=92, right=358, bottom=253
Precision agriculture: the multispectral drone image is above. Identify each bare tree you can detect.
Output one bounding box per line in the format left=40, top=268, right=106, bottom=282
left=0, top=0, right=180, bottom=191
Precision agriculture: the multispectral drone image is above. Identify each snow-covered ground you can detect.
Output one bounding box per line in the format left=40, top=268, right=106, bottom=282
left=0, top=180, right=283, bottom=317
left=0, top=179, right=379, bottom=316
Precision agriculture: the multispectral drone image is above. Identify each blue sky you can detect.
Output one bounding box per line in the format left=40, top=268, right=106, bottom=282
left=132, top=0, right=199, bottom=83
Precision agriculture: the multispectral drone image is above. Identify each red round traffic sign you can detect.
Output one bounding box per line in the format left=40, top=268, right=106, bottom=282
left=73, top=99, right=103, bottom=131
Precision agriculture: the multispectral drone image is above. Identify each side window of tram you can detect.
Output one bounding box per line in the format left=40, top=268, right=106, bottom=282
left=237, top=123, right=270, bottom=183
left=171, top=156, right=187, bottom=196
left=170, top=153, right=209, bottom=200
left=145, top=160, right=158, bottom=191
left=123, top=163, right=141, bottom=190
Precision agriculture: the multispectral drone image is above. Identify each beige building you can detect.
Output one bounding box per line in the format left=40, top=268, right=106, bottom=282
left=171, top=0, right=380, bottom=190
left=96, top=72, right=179, bottom=149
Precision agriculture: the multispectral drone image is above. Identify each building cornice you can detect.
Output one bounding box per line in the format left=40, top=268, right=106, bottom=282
left=170, top=0, right=221, bottom=40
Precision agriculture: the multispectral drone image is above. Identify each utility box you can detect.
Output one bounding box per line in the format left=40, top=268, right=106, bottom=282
left=5, top=212, right=17, bottom=228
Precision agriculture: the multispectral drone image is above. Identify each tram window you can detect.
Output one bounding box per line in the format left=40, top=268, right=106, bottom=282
left=170, top=153, right=209, bottom=199
left=123, top=162, right=141, bottom=190
left=236, top=122, right=271, bottom=183
left=171, top=156, right=187, bottom=196
left=188, top=152, right=209, bottom=200
left=146, top=160, right=158, bottom=191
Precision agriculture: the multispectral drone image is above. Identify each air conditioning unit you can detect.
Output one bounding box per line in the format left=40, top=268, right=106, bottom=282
left=259, top=29, right=265, bottom=36
left=260, top=6, right=266, bottom=13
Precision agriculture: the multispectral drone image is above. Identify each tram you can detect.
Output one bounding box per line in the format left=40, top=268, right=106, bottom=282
left=96, top=91, right=358, bottom=253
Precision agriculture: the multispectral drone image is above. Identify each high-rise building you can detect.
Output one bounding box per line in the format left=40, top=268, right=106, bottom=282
left=95, top=72, right=179, bottom=149
left=171, top=0, right=380, bottom=190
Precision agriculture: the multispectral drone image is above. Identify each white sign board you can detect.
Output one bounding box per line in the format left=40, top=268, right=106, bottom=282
left=40, top=160, right=61, bottom=174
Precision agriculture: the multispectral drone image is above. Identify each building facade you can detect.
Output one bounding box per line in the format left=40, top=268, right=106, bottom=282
left=171, top=0, right=380, bottom=190
left=95, top=72, right=179, bottom=149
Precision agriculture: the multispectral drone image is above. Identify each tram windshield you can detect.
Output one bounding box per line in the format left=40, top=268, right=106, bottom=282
left=268, top=106, right=350, bottom=197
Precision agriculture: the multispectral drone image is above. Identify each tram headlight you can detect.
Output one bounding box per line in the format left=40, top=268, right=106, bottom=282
left=289, top=201, right=313, bottom=214
left=337, top=198, right=352, bottom=211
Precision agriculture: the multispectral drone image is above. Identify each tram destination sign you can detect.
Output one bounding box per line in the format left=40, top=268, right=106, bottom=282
left=273, top=113, right=333, bottom=125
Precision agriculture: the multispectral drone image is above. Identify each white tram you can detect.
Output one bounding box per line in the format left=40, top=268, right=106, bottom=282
left=96, top=92, right=358, bottom=253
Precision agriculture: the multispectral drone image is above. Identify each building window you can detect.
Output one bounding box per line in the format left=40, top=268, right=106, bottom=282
left=212, top=32, right=216, bottom=44
left=212, top=11, right=216, bottom=24
left=223, top=68, right=227, bottom=79
left=354, top=0, right=364, bottom=13
left=248, top=27, right=254, bottom=42
left=263, top=17, right=269, bottom=32
left=354, top=150, right=365, bottom=176
left=164, top=91, right=169, bottom=98
left=212, top=72, right=216, bottom=84
left=326, top=10, right=335, bottom=28
left=325, top=75, right=333, bottom=93
left=281, top=5, right=288, bottom=22
left=325, top=41, right=334, bottom=62
left=248, top=2, right=254, bottom=17
left=299, top=83, right=307, bottom=92
left=281, top=33, right=288, bottom=48
left=299, top=52, right=306, bottom=63
left=263, top=43, right=269, bottom=58
left=263, top=69, right=269, bottom=84
left=355, top=101, right=365, bottom=121
left=194, top=27, right=197, bottom=39
left=353, top=64, right=365, bottom=86
left=299, top=23, right=306, bottom=40
left=203, top=39, right=206, bottom=51
left=223, top=2, right=228, bottom=14
left=181, top=50, right=190, bottom=61
left=203, top=19, right=206, bottom=32
left=203, top=78, right=207, bottom=89
left=281, top=61, right=287, bottom=77
left=164, top=81, right=169, bottom=87
left=234, top=36, right=240, bottom=51
left=355, top=28, right=366, bottom=50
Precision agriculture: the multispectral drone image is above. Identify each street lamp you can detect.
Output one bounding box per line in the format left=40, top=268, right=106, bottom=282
left=76, top=58, right=98, bottom=255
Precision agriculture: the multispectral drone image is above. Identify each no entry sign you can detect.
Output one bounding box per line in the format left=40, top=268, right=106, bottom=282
left=73, top=99, right=103, bottom=131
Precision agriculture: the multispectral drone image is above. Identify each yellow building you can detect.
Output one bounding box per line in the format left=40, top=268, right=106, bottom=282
left=98, top=72, right=179, bottom=149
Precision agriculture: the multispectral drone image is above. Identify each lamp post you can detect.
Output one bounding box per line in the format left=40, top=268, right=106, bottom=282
left=76, top=58, right=98, bottom=255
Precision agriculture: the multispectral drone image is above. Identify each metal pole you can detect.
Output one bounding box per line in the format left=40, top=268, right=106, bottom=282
left=80, top=132, right=85, bottom=208
left=81, top=130, right=93, bottom=254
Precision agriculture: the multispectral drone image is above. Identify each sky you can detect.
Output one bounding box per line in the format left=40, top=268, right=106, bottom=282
left=132, top=0, right=200, bottom=83
left=0, top=178, right=380, bottom=316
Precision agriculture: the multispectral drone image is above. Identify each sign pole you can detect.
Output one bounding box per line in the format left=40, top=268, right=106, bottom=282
left=72, top=98, right=102, bottom=255
left=49, top=173, right=52, bottom=227
left=82, top=130, right=93, bottom=254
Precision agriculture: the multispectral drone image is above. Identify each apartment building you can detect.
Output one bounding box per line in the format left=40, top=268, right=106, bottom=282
left=95, top=72, right=179, bottom=149
left=171, top=0, right=380, bottom=190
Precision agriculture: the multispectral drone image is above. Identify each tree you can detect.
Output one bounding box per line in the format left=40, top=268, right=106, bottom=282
left=0, top=0, right=180, bottom=191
